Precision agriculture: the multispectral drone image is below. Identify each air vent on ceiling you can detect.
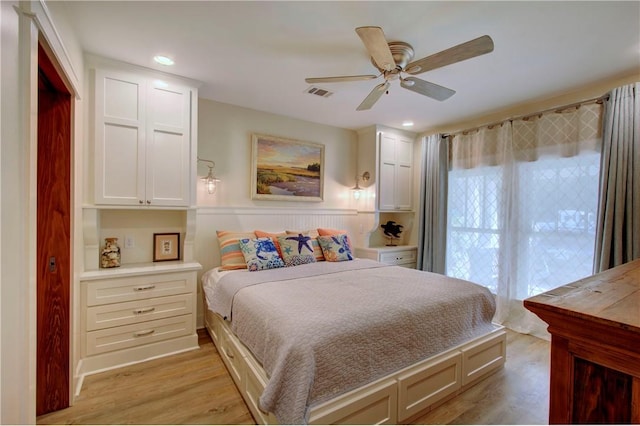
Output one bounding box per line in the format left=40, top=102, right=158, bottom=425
left=305, top=86, right=333, bottom=98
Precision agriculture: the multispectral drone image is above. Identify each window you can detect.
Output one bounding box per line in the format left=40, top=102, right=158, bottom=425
left=446, top=151, right=600, bottom=298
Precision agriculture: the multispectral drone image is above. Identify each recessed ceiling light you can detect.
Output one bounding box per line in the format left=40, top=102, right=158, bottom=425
left=153, top=55, right=174, bottom=66
left=402, top=121, right=414, bottom=127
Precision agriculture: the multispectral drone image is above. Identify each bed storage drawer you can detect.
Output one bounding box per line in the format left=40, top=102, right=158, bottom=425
left=86, top=293, right=193, bottom=331
left=218, top=323, right=249, bottom=388
left=461, top=331, right=506, bottom=386
left=85, top=271, right=194, bottom=306
left=397, top=351, right=461, bottom=422
left=86, top=314, right=193, bottom=356
left=310, top=378, right=397, bottom=425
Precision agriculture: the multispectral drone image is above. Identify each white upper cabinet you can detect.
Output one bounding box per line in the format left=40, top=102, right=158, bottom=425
left=358, top=126, right=415, bottom=212
left=93, top=65, right=197, bottom=207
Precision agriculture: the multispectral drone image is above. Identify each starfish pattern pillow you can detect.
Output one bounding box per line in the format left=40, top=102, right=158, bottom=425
left=317, top=234, right=353, bottom=262
left=277, top=234, right=317, bottom=267
left=239, top=237, right=285, bottom=271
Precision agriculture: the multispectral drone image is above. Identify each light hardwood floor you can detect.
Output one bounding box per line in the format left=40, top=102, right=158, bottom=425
left=37, top=328, right=550, bottom=425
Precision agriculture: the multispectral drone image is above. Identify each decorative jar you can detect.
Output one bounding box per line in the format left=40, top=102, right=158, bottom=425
left=101, top=237, right=121, bottom=268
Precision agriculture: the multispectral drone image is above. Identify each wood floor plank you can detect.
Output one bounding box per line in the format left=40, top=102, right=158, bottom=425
left=37, top=328, right=550, bottom=425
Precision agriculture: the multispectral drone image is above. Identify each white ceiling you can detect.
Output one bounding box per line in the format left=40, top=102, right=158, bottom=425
left=55, top=1, right=640, bottom=133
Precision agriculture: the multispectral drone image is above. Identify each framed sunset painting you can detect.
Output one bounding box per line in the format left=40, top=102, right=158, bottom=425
left=251, top=134, right=324, bottom=202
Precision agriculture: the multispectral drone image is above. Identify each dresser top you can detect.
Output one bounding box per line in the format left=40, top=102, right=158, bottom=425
left=524, top=258, right=640, bottom=333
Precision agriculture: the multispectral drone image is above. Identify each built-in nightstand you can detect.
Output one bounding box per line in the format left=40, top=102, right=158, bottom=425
left=355, top=245, right=417, bottom=268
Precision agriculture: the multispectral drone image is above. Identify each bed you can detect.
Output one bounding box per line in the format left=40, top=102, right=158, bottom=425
left=202, top=255, right=506, bottom=425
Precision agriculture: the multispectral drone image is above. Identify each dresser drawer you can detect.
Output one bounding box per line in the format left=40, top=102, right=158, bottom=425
left=86, top=293, right=193, bottom=331
left=380, top=249, right=416, bottom=265
left=85, top=271, right=195, bottom=306
left=86, top=314, right=193, bottom=356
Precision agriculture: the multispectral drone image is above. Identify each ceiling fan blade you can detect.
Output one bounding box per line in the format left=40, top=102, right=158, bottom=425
left=355, top=26, right=395, bottom=72
left=356, top=81, right=390, bottom=111
left=400, top=77, right=456, bottom=101
left=305, top=74, right=378, bottom=84
left=405, top=35, right=494, bottom=75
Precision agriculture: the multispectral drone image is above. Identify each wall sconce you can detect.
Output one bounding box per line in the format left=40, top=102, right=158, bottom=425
left=197, top=156, right=220, bottom=194
left=351, top=171, right=370, bottom=200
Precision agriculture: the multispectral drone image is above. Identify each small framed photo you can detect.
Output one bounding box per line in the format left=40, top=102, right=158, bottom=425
left=153, top=233, right=180, bottom=262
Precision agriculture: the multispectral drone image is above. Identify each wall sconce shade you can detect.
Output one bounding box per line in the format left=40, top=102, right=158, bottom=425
left=197, top=156, right=220, bottom=194
left=352, top=171, right=370, bottom=200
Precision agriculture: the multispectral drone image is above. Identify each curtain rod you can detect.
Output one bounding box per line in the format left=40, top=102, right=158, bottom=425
left=443, top=93, right=610, bottom=138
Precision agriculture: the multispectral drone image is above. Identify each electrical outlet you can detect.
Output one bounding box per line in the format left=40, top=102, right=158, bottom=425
left=125, top=235, right=135, bottom=249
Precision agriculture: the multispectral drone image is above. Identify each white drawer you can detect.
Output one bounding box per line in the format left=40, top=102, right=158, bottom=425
left=85, top=271, right=195, bottom=306
left=380, top=249, right=416, bottom=265
left=86, top=314, right=193, bottom=356
left=86, top=293, right=193, bottom=331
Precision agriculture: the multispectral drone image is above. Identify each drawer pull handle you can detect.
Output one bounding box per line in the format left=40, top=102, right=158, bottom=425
left=134, top=285, right=156, bottom=291
left=133, top=307, right=155, bottom=314
left=133, top=329, right=154, bottom=337
left=225, top=348, right=235, bottom=359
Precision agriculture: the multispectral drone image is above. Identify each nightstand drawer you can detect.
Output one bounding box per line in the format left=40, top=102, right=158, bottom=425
left=86, top=314, right=193, bottom=356
left=85, top=271, right=194, bottom=306
left=380, top=249, right=416, bottom=265
left=86, top=293, right=193, bottom=331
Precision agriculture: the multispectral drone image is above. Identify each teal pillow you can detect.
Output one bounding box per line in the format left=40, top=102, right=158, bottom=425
left=317, top=234, right=353, bottom=262
left=277, top=234, right=317, bottom=267
left=239, top=237, right=285, bottom=271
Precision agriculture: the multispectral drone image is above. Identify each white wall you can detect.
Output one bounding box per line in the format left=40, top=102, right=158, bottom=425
left=196, top=98, right=358, bottom=209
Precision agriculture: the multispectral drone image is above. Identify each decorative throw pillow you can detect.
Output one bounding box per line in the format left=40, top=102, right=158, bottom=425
left=254, top=230, right=286, bottom=258
left=317, top=234, right=354, bottom=262
left=277, top=234, right=317, bottom=266
left=216, top=230, right=257, bottom=270
left=285, top=229, right=324, bottom=261
left=239, top=237, right=285, bottom=271
left=317, top=227, right=353, bottom=248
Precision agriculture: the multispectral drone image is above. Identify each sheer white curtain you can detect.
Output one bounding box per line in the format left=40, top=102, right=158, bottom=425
left=446, top=104, right=602, bottom=338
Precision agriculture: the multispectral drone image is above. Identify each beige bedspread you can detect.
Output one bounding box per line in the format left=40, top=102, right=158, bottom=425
left=205, top=259, right=496, bottom=424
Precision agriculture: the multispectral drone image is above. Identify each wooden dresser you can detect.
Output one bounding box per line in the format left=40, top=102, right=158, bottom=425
left=524, top=259, right=640, bottom=424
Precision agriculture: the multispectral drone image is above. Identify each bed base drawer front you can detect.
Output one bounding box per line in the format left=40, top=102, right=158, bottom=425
left=86, top=314, right=192, bottom=356
left=310, top=378, right=398, bottom=425
left=86, top=272, right=195, bottom=306
left=86, top=294, right=193, bottom=331
left=397, top=351, right=462, bottom=422
left=461, top=330, right=507, bottom=386
left=245, top=357, right=279, bottom=425
left=218, top=321, right=249, bottom=388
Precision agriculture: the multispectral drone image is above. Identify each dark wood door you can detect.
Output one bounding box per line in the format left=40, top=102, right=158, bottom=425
left=36, top=42, right=72, bottom=416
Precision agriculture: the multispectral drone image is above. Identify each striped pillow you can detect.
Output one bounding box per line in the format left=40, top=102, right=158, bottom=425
left=216, top=230, right=257, bottom=270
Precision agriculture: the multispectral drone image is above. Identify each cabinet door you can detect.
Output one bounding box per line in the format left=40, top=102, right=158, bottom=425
left=378, top=134, right=397, bottom=210
left=395, top=137, right=413, bottom=210
left=378, top=133, right=413, bottom=210
left=145, top=81, right=192, bottom=206
left=94, top=70, right=146, bottom=205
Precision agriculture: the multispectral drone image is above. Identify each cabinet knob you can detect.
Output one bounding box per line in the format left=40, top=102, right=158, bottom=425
left=139, top=200, right=143, bottom=204
left=146, top=200, right=151, bottom=205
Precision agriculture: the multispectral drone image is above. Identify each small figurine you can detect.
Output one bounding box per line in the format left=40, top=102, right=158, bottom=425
left=381, top=221, right=403, bottom=246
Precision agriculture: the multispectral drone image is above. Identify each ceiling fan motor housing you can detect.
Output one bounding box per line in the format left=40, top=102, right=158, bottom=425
left=371, top=41, right=415, bottom=75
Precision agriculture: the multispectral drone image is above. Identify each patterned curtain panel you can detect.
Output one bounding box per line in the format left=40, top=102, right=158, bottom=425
left=446, top=103, right=603, bottom=338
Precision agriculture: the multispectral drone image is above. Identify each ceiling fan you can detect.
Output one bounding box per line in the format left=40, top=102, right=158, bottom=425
left=305, top=26, right=494, bottom=111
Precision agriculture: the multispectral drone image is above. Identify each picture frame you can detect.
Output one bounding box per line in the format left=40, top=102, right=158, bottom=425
left=153, top=233, right=180, bottom=262
left=251, top=133, right=324, bottom=202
